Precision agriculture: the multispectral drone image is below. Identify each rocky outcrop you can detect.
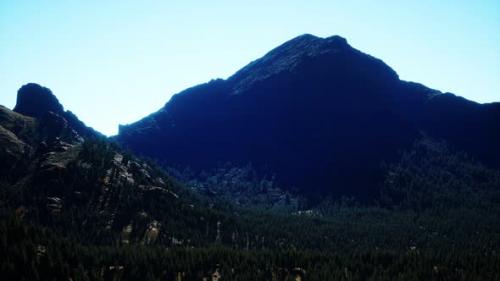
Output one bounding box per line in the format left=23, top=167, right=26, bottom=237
left=143, top=220, right=160, bottom=245
left=13, top=83, right=64, bottom=118
left=13, top=83, right=102, bottom=139
left=38, top=141, right=81, bottom=176
left=46, top=197, right=63, bottom=215
left=121, top=224, right=133, bottom=244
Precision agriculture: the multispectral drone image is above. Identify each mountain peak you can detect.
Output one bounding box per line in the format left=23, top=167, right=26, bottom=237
left=228, top=34, right=361, bottom=91
left=273, top=33, right=348, bottom=47
left=283, top=33, right=321, bottom=45
left=13, top=83, right=64, bottom=118
left=285, top=33, right=348, bottom=47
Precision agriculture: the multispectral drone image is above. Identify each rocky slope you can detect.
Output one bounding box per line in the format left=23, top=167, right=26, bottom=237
left=116, top=34, right=500, bottom=199
left=0, top=85, right=228, bottom=247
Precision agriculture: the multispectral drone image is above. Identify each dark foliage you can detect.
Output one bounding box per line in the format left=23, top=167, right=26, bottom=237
left=1, top=135, right=500, bottom=280
left=166, top=163, right=305, bottom=211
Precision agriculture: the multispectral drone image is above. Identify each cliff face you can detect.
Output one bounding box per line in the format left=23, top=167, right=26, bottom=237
left=116, top=34, right=500, bottom=199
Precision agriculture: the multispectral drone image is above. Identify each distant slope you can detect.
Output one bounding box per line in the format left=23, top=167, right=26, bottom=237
left=116, top=34, right=500, bottom=199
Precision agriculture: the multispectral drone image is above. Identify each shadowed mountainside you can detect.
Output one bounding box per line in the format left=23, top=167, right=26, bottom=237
left=116, top=34, right=500, bottom=199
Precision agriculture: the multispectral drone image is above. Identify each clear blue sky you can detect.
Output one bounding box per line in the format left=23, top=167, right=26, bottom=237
left=1, top=0, right=499, bottom=135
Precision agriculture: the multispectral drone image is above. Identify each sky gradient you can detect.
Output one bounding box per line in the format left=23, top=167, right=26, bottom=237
left=1, top=0, right=499, bottom=135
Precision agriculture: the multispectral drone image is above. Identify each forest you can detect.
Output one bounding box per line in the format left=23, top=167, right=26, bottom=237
left=1, top=136, right=500, bottom=280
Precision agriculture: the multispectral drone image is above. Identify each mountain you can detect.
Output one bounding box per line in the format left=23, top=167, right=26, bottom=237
left=2, top=83, right=500, bottom=280
left=116, top=34, right=500, bottom=199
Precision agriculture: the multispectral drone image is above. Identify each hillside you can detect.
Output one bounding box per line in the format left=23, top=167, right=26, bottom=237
left=0, top=85, right=232, bottom=247
left=1, top=84, right=500, bottom=280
